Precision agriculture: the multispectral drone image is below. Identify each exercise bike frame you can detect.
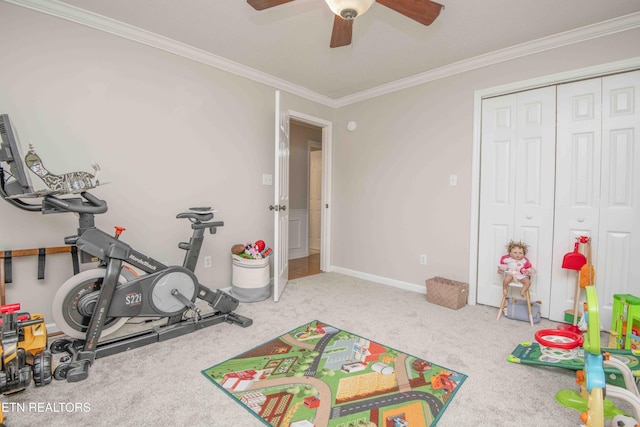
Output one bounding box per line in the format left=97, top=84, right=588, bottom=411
left=53, top=200, right=252, bottom=382
left=1, top=183, right=252, bottom=383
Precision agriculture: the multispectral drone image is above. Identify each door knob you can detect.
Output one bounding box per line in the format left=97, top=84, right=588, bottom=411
left=269, top=204, right=279, bottom=211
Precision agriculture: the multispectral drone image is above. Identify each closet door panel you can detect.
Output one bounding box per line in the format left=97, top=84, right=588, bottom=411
left=513, top=89, right=556, bottom=314
left=597, top=71, right=640, bottom=328
left=477, top=87, right=556, bottom=314
left=552, top=71, right=640, bottom=329
left=550, top=78, right=602, bottom=323
left=477, top=95, right=517, bottom=306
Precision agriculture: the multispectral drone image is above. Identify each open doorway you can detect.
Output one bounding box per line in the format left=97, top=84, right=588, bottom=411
left=288, top=119, right=323, bottom=280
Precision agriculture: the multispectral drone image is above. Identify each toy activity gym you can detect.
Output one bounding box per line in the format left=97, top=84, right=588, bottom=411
left=502, top=235, right=640, bottom=427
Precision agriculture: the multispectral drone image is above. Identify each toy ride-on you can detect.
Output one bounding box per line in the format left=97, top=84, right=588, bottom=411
left=0, top=303, right=53, bottom=392
left=1, top=302, right=52, bottom=393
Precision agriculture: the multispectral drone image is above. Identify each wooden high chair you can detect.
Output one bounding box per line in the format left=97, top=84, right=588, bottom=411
left=497, top=281, right=534, bottom=326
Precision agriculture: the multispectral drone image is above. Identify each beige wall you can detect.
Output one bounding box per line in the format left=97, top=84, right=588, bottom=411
left=2, top=1, right=640, bottom=325
left=0, top=2, right=333, bottom=323
left=331, top=28, right=640, bottom=289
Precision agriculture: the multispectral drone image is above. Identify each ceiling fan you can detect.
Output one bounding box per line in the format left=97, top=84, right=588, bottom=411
left=247, top=0, right=444, bottom=48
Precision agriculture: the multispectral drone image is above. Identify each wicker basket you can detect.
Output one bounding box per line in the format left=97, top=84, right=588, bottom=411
left=426, top=277, right=469, bottom=310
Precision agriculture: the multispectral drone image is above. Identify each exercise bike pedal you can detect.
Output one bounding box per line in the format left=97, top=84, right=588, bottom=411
left=170, top=289, right=200, bottom=314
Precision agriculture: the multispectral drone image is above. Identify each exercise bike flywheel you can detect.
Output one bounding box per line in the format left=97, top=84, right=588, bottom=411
left=52, top=268, right=131, bottom=339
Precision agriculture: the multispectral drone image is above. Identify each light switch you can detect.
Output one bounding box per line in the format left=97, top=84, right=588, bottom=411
left=449, top=175, right=458, bottom=186
left=262, top=174, right=273, bottom=186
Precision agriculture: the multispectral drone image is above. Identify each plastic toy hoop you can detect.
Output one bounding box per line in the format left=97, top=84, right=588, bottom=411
left=539, top=345, right=580, bottom=362
left=535, top=328, right=584, bottom=350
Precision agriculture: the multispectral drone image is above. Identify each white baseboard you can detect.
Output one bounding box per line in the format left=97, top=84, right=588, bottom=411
left=331, top=266, right=426, bottom=294
left=47, top=323, right=61, bottom=335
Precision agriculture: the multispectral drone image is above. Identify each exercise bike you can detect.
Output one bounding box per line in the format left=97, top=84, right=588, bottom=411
left=0, top=114, right=252, bottom=382
left=49, top=204, right=253, bottom=382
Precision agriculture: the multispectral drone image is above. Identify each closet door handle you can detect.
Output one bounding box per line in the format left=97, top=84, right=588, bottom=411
left=577, top=217, right=585, bottom=222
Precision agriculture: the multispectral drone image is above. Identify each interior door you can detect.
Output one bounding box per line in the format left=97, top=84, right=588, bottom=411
left=550, top=71, right=640, bottom=329
left=477, top=87, right=556, bottom=316
left=598, top=71, right=640, bottom=329
left=549, top=78, right=602, bottom=324
left=273, top=90, right=290, bottom=301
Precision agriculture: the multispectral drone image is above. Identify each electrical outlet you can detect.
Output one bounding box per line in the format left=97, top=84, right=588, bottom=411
left=262, top=174, right=273, bottom=185
left=204, top=256, right=212, bottom=268
left=420, top=254, right=427, bottom=265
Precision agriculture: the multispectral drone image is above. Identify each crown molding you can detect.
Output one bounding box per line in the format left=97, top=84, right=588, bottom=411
left=333, top=11, right=640, bottom=107
left=3, top=0, right=337, bottom=106
left=5, top=0, right=640, bottom=108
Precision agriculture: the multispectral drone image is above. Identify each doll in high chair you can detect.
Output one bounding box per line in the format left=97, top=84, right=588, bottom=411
left=498, top=240, right=536, bottom=297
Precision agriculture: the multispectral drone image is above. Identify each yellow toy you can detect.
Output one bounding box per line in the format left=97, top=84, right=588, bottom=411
left=1, top=303, right=53, bottom=425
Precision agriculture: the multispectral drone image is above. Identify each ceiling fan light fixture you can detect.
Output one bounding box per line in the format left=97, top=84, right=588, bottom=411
left=325, top=0, right=374, bottom=20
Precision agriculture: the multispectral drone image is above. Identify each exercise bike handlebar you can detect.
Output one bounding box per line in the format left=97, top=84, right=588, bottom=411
left=43, top=191, right=108, bottom=215
left=1, top=195, right=42, bottom=212
left=1, top=179, right=108, bottom=215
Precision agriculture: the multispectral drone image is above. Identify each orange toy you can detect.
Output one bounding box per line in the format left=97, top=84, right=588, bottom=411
left=579, top=236, right=595, bottom=289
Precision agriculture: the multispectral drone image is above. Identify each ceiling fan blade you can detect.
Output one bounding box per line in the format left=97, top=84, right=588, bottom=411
left=247, top=0, right=294, bottom=11
left=330, top=15, right=353, bottom=48
left=376, top=0, right=443, bottom=26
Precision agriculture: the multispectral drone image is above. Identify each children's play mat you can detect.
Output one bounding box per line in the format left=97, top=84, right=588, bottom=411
left=202, top=320, right=467, bottom=427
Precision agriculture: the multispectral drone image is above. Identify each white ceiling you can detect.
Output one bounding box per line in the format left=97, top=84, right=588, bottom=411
left=10, top=0, right=640, bottom=104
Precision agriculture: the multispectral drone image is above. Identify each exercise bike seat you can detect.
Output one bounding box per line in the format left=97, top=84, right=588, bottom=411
left=176, top=210, right=214, bottom=223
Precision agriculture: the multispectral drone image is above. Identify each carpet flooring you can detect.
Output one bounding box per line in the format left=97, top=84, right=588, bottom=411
left=0, top=272, right=606, bottom=426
